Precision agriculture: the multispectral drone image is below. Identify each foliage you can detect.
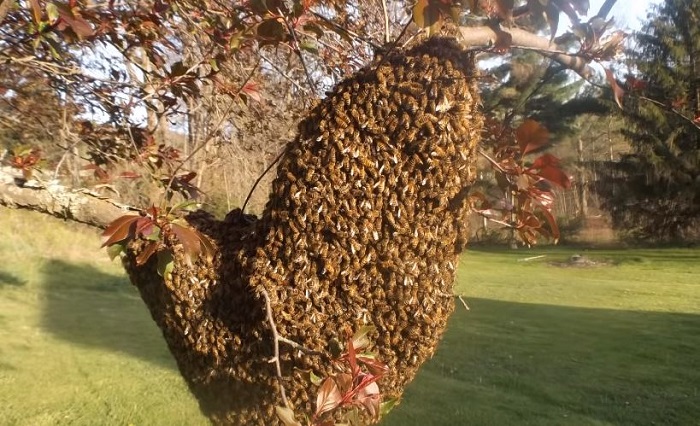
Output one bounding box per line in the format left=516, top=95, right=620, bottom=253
left=101, top=203, right=214, bottom=275
left=595, top=0, right=700, bottom=241
left=276, top=327, right=393, bottom=426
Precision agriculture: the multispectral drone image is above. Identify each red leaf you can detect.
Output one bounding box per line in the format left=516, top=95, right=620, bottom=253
left=537, top=165, right=571, bottom=189
left=134, top=216, right=156, bottom=238
left=540, top=207, right=561, bottom=243
left=530, top=153, right=560, bottom=170
left=516, top=119, right=549, bottom=156
left=135, top=240, right=158, bottom=265
left=118, top=171, right=141, bottom=179
left=529, top=154, right=571, bottom=189
left=170, top=223, right=202, bottom=261
left=241, top=80, right=262, bottom=103
left=356, top=355, right=389, bottom=377
left=345, top=334, right=360, bottom=376
left=625, top=76, right=646, bottom=91
left=605, top=68, right=625, bottom=108
left=101, top=215, right=140, bottom=247
left=315, top=377, right=342, bottom=417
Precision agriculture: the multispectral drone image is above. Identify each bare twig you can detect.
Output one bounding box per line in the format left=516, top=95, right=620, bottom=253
left=457, top=295, right=470, bottom=311
left=261, top=288, right=289, bottom=408
left=159, top=63, right=260, bottom=209
left=477, top=148, right=506, bottom=173
left=240, top=147, right=287, bottom=216
left=380, top=0, right=390, bottom=44
left=279, top=336, right=324, bottom=356
left=279, top=10, right=317, bottom=94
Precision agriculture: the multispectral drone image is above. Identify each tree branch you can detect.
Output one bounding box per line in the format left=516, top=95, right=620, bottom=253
left=0, top=167, right=135, bottom=228
left=458, top=26, right=594, bottom=78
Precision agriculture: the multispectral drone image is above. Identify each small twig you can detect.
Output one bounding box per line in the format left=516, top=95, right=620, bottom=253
left=380, top=0, right=390, bottom=44
left=279, top=10, right=317, bottom=94
left=477, top=148, right=506, bottom=173
left=310, top=11, right=382, bottom=50
left=279, top=336, right=324, bottom=356
left=457, top=295, right=470, bottom=311
left=517, top=255, right=547, bottom=262
left=261, top=288, right=289, bottom=408
left=240, top=147, right=287, bottom=216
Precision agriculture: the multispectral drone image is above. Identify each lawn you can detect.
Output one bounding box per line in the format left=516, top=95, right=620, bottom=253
left=1, top=206, right=699, bottom=425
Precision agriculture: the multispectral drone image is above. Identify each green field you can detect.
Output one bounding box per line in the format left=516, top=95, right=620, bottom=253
left=1, top=207, right=699, bottom=425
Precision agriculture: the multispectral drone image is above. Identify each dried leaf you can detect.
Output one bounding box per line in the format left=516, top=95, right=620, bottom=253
left=413, top=0, right=441, bottom=35
left=275, top=406, right=302, bottom=426
left=605, top=68, right=624, bottom=108
left=351, top=325, right=375, bottom=351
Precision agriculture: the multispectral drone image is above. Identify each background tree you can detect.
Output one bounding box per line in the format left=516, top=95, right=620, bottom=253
left=595, top=0, right=700, bottom=241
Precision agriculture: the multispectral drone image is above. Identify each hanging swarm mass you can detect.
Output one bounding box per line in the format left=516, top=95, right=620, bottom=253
left=124, top=37, right=483, bottom=425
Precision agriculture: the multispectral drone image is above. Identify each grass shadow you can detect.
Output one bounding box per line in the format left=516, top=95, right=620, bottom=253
left=0, top=270, right=26, bottom=287
left=383, top=298, right=700, bottom=426
left=38, top=258, right=177, bottom=371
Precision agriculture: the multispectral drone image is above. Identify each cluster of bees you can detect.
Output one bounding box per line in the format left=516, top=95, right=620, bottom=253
left=123, top=37, right=483, bottom=425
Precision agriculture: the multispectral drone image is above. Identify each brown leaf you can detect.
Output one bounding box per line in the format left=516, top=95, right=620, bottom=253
left=413, top=0, right=442, bottom=35
left=515, top=119, right=549, bottom=155
left=494, top=0, right=514, bottom=22
left=135, top=240, right=158, bottom=265
left=101, top=215, right=140, bottom=247
left=28, top=0, right=41, bottom=24
left=315, top=377, right=342, bottom=417
left=605, top=68, right=624, bottom=108
left=170, top=223, right=202, bottom=260
left=493, top=28, right=513, bottom=53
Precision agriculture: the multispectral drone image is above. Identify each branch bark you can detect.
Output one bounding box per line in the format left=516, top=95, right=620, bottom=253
left=458, top=26, right=594, bottom=78
left=0, top=167, right=136, bottom=229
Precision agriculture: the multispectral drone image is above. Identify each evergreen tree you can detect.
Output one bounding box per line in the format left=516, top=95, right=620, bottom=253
left=597, top=0, right=700, bottom=241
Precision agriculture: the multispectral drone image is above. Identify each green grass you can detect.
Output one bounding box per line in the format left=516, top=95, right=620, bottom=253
left=384, top=248, right=700, bottom=426
left=0, top=207, right=208, bottom=426
left=1, top=206, right=699, bottom=425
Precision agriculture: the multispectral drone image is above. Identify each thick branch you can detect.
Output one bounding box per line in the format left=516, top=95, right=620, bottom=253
left=0, top=167, right=135, bottom=229
left=458, top=26, right=593, bottom=78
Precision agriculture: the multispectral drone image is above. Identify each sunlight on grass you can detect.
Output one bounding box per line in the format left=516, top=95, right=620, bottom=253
left=0, top=207, right=208, bottom=426
left=2, top=206, right=699, bottom=425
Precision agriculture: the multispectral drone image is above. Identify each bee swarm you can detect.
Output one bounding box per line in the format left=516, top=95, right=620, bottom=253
left=124, top=37, right=482, bottom=425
